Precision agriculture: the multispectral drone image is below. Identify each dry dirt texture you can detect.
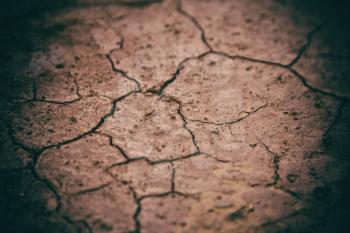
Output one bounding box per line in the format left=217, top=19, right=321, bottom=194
left=1, top=0, right=350, bottom=233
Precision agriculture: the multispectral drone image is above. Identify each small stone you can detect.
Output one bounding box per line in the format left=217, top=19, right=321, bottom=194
left=238, top=111, right=250, bottom=118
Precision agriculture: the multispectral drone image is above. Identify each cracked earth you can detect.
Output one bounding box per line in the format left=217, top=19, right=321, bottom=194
left=1, top=0, right=350, bottom=232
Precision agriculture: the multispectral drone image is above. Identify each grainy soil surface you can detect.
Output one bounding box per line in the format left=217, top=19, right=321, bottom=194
left=1, top=0, right=350, bottom=233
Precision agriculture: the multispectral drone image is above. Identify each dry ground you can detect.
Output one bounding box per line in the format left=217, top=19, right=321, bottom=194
left=1, top=0, right=350, bottom=233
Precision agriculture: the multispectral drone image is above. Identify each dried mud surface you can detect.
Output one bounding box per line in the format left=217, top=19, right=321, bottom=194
left=1, top=0, right=350, bottom=233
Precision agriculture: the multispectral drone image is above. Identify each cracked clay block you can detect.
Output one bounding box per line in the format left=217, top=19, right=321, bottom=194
left=98, top=93, right=197, bottom=161
left=11, top=96, right=111, bottom=149
left=71, top=53, right=138, bottom=99
left=37, top=134, right=125, bottom=194
left=62, top=183, right=136, bottom=233
left=108, top=159, right=173, bottom=196
left=165, top=54, right=291, bottom=123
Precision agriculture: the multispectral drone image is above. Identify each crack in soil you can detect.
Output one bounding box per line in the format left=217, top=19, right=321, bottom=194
left=176, top=0, right=213, bottom=51
left=288, top=23, right=325, bottom=67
